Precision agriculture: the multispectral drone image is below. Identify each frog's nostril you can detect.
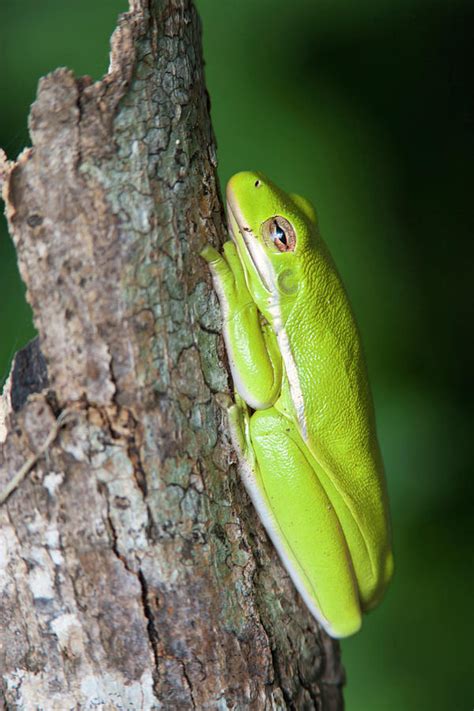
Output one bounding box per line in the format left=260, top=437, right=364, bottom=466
left=255, top=180, right=261, bottom=188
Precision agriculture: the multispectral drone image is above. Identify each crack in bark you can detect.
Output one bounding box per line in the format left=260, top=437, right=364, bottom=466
left=100, top=478, right=135, bottom=576
left=137, top=569, right=161, bottom=696
left=179, top=658, right=197, bottom=709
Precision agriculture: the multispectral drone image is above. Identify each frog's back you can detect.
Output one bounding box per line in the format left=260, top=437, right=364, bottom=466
left=283, top=249, right=393, bottom=609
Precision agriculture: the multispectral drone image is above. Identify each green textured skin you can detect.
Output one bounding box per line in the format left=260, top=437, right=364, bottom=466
left=202, top=171, right=393, bottom=638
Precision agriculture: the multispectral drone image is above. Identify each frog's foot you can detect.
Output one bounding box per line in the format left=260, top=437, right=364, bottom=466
left=200, top=242, right=253, bottom=311
left=227, top=392, right=256, bottom=470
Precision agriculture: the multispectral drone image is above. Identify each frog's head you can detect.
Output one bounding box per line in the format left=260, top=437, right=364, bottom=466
left=226, top=171, right=318, bottom=320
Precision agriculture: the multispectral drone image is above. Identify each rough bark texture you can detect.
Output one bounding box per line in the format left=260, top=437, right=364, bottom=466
left=0, top=1, right=345, bottom=708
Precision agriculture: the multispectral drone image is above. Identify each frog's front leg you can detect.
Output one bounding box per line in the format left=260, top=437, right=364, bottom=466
left=201, top=241, right=282, bottom=409
left=243, top=407, right=362, bottom=639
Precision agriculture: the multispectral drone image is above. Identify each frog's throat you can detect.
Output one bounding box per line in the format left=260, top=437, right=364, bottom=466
left=226, top=200, right=308, bottom=442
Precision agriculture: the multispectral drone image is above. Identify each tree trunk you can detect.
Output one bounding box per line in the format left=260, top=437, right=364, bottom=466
left=0, top=1, right=345, bottom=708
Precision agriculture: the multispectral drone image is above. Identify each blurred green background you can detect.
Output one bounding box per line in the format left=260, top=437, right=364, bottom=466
left=1, top=1, right=472, bottom=708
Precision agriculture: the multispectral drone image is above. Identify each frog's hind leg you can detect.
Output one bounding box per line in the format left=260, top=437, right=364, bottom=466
left=243, top=407, right=362, bottom=638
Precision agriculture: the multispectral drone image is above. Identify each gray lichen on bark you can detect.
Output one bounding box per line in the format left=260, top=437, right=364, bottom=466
left=0, top=0, right=344, bottom=708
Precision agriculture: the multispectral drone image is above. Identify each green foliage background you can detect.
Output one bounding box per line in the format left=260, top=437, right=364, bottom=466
left=1, top=1, right=472, bottom=708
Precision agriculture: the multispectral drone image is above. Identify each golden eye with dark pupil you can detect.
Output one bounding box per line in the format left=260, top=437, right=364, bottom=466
left=261, top=216, right=297, bottom=252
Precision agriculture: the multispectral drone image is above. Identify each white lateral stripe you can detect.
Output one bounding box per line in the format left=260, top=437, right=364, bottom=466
left=270, top=298, right=308, bottom=441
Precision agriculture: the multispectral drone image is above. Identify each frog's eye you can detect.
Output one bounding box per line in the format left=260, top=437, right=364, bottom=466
left=262, top=216, right=296, bottom=252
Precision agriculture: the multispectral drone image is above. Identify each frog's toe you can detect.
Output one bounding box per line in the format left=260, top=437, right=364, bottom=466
left=199, top=244, right=221, bottom=263
left=233, top=390, right=250, bottom=414
left=228, top=397, right=254, bottom=464
left=228, top=403, right=246, bottom=454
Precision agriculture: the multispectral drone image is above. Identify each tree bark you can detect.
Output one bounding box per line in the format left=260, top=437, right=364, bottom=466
left=0, top=1, right=345, bottom=708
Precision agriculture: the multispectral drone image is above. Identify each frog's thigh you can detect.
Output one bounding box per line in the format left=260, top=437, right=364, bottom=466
left=247, top=408, right=362, bottom=638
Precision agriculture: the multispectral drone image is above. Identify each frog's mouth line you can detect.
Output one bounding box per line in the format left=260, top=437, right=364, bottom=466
left=226, top=200, right=273, bottom=293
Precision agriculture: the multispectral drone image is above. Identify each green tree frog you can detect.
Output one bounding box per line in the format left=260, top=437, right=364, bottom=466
left=201, top=171, right=393, bottom=638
